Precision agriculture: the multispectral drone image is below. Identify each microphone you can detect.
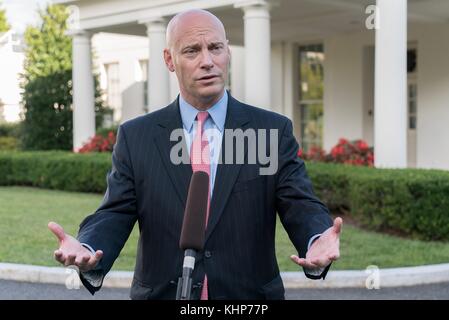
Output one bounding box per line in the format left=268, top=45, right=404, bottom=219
left=176, top=171, right=209, bottom=300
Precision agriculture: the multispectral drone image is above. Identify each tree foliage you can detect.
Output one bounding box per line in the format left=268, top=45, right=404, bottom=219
left=21, top=5, right=106, bottom=150
left=0, top=6, right=10, bottom=33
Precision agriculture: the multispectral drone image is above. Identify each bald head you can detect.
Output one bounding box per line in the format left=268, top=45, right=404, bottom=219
left=166, top=9, right=227, bottom=50
left=163, top=9, right=230, bottom=110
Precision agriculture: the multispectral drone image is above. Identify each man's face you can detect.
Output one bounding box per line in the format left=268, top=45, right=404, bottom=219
left=164, top=15, right=230, bottom=107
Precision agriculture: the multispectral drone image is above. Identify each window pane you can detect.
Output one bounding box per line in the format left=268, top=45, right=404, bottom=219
left=409, top=99, right=416, bottom=114
left=408, top=83, right=416, bottom=99
left=139, top=59, right=148, bottom=82
left=105, top=63, right=121, bottom=122
left=299, top=48, right=324, bottom=101
left=407, top=82, right=417, bottom=130
left=409, top=116, right=416, bottom=130
left=407, top=49, right=417, bottom=73
left=300, top=103, right=323, bottom=151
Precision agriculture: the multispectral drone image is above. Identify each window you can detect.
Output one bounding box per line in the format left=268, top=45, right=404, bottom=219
left=408, top=82, right=417, bottom=130
left=139, top=59, right=148, bottom=82
left=104, top=63, right=121, bottom=122
left=407, top=49, right=417, bottom=73
left=298, top=44, right=324, bottom=152
left=139, top=59, right=149, bottom=111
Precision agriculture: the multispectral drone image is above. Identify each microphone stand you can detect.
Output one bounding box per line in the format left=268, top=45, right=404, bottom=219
left=176, top=249, right=196, bottom=300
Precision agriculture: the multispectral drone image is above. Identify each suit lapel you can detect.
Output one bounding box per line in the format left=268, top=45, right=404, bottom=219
left=206, top=95, right=251, bottom=243
left=153, top=99, right=192, bottom=209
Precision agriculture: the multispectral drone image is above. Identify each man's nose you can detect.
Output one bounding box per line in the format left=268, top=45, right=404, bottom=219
left=199, top=50, right=214, bottom=69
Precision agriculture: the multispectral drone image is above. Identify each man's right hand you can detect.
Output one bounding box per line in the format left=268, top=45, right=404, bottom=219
left=48, top=221, right=103, bottom=272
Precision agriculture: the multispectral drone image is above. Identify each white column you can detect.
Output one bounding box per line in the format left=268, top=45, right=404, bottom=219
left=144, top=18, right=170, bottom=112
left=235, top=0, right=271, bottom=109
left=229, top=45, right=245, bottom=102
left=374, top=0, right=408, bottom=168
left=71, top=30, right=95, bottom=152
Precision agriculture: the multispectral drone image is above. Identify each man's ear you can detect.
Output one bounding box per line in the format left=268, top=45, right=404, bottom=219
left=164, top=48, right=175, bottom=72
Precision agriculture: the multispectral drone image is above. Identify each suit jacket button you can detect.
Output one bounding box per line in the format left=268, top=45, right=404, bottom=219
left=204, top=250, right=212, bottom=258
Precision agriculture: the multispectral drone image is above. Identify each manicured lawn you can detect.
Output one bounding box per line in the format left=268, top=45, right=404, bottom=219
left=0, top=186, right=138, bottom=271
left=1, top=186, right=449, bottom=271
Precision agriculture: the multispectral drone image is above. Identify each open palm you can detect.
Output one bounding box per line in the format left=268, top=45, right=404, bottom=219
left=48, top=221, right=103, bottom=272
left=290, top=217, right=342, bottom=269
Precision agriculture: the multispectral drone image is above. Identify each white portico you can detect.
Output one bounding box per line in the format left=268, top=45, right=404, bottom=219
left=62, top=0, right=277, bottom=152
left=56, top=0, right=449, bottom=171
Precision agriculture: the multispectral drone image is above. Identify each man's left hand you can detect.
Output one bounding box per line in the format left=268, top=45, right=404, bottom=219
left=290, top=217, right=342, bottom=269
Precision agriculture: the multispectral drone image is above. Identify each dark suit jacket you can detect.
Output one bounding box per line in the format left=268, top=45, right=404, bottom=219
left=77, top=93, right=333, bottom=300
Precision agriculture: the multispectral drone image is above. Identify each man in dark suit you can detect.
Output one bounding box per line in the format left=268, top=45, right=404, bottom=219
left=48, top=9, right=342, bottom=300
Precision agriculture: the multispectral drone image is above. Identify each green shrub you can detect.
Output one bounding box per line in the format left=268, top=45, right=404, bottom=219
left=307, top=163, right=449, bottom=241
left=96, top=126, right=118, bottom=138
left=0, top=151, right=111, bottom=193
left=348, top=169, right=449, bottom=240
left=305, top=162, right=353, bottom=211
left=0, top=137, right=19, bottom=151
left=0, top=123, right=21, bottom=138
left=0, top=152, right=448, bottom=240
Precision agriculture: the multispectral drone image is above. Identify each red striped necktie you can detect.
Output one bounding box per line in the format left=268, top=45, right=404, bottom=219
left=190, top=111, right=211, bottom=300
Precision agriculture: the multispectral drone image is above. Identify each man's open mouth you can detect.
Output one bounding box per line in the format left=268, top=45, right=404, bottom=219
left=198, top=75, right=218, bottom=80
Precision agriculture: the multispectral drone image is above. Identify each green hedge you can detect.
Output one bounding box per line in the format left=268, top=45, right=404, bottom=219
left=0, top=137, right=19, bottom=151
left=0, top=123, right=22, bottom=151
left=0, top=151, right=111, bottom=193
left=0, top=123, right=21, bottom=138
left=307, top=163, right=449, bottom=241
left=1, top=151, right=449, bottom=240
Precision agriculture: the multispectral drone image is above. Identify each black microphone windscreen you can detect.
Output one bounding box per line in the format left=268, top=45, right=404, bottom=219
left=179, top=171, right=209, bottom=251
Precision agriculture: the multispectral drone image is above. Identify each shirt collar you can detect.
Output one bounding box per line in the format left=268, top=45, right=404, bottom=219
left=179, top=90, right=228, bottom=133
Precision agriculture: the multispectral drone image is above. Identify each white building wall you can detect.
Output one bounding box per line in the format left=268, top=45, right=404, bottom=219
left=362, top=45, right=375, bottom=147
left=57, top=0, right=449, bottom=170
left=282, top=42, right=296, bottom=125
left=0, top=31, right=24, bottom=123
left=92, top=32, right=148, bottom=123
left=229, top=45, right=245, bottom=103
left=416, top=24, right=449, bottom=170
left=271, top=42, right=284, bottom=115
left=2, top=30, right=446, bottom=171
left=323, top=32, right=371, bottom=151
left=271, top=42, right=295, bottom=124
left=321, top=23, right=449, bottom=170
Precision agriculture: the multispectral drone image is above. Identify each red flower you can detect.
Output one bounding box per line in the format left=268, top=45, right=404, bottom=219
left=356, top=140, right=369, bottom=151
left=299, top=137, right=374, bottom=167
left=330, top=147, right=338, bottom=158
left=78, top=132, right=117, bottom=153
